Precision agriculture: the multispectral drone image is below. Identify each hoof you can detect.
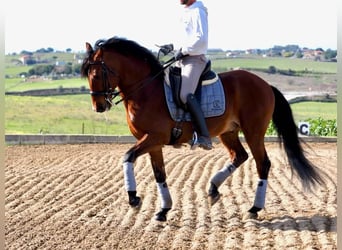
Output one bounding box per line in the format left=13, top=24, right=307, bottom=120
left=208, top=192, right=220, bottom=206
left=208, top=183, right=220, bottom=205
left=155, top=208, right=171, bottom=222
left=129, top=196, right=141, bottom=207
left=243, top=212, right=258, bottom=220
left=245, top=206, right=261, bottom=220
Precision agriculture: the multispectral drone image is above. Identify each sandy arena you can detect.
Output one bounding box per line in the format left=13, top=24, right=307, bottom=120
left=5, top=142, right=337, bottom=249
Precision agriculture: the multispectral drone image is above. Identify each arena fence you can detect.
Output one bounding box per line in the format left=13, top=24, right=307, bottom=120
left=5, top=134, right=337, bottom=145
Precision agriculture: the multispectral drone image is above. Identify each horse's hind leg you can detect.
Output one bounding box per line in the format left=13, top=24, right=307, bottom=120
left=243, top=136, right=271, bottom=220
left=208, top=130, right=248, bottom=204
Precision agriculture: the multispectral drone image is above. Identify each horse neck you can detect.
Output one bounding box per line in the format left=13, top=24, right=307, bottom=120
left=112, top=55, right=161, bottom=102
left=111, top=55, right=152, bottom=94
left=123, top=76, right=163, bottom=108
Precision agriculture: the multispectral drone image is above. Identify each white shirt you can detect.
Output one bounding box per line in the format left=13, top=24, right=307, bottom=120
left=178, top=1, right=208, bottom=56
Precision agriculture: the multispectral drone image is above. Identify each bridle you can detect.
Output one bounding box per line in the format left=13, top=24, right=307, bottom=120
left=88, top=60, right=121, bottom=106
left=87, top=56, right=176, bottom=106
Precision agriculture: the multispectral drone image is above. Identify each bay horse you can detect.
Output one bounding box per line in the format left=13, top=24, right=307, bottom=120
left=81, top=37, right=324, bottom=221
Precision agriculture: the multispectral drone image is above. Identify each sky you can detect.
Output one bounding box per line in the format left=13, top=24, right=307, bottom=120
left=5, top=0, right=337, bottom=54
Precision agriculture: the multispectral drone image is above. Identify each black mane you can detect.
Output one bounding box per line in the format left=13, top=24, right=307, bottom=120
left=81, top=36, right=164, bottom=78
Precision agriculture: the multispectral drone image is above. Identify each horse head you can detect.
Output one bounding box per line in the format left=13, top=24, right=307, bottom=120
left=81, top=41, right=120, bottom=112
left=81, top=37, right=165, bottom=112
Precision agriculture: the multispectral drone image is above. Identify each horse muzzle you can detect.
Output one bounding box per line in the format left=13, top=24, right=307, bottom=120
left=92, top=102, right=111, bottom=113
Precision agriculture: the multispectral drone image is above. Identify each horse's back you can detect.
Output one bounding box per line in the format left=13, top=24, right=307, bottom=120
left=218, top=70, right=275, bottom=127
left=219, top=69, right=274, bottom=104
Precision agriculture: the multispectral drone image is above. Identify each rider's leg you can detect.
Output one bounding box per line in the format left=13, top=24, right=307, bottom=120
left=179, top=55, right=212, bottom=150
left=186, top=93, right=212, bottom=149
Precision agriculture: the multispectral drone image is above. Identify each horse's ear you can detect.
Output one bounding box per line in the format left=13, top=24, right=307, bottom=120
left=85, top=42, right=93, bottom=54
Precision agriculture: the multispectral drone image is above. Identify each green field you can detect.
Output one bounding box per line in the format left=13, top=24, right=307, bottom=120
left=5, top=78, right=88, bottom=92
left=291, top=101, right=337, bottom=121
left=211, top=57, right=337, bottom=73
left=5, top=95, right=336, bottom=135
left=5, top=95, right=128, bottom=135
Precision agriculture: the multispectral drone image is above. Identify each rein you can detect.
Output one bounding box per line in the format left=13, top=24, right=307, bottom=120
left=89, top=57, right=176, bottom=106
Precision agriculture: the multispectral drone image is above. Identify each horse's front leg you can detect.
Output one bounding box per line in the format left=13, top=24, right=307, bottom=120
left=149, top=149, right=172, bottom=221
left=123, top=151, right=141, bottom=207
left=123, top=136, right=155, bottom=207
left=122, top=135, right=171, bottom=221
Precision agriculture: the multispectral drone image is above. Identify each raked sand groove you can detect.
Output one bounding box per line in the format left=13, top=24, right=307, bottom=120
left=5, top=142, right=337, bottom=249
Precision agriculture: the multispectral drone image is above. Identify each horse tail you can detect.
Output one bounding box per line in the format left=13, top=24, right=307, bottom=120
left=271, top=86, right=324, bottom=191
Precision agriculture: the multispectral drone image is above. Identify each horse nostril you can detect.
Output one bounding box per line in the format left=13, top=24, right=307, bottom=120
left=96, top=103, right=106, bottom=113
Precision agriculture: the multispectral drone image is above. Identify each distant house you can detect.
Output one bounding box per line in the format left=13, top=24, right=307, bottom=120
left=55, top=61, right=66, bottom=66
left=74, top=54, right=84, bottom=64
left=245, top=49, right=258, bottom=55
left=20, top=55, right=35, bottom=65
left=302, top=49, right=324, bottom=60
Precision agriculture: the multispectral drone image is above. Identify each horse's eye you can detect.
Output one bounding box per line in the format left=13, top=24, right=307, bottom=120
left=89, top=69, right=100, bottom=80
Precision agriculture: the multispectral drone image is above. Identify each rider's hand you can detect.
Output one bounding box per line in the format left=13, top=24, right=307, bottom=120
left=174, top=49, right=184, bottom=61
left=160, top=44, right=174, bottom=55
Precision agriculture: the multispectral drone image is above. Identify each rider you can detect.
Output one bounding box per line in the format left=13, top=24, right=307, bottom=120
left=169, top=0, right=212, bottom=150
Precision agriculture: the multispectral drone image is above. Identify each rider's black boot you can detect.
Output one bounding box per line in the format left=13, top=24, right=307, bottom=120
left=186, top=94, right=212, bottom=150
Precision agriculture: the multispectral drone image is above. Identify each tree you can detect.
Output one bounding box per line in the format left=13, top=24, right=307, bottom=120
left=63, top=64, right=72, bottom=75
left=73, top=64, right=82, bottom=74
left=324, top=49, right=337, bottom=60
left=20, top=50, right=33, bottom=55
left=36, top=48, right=48, bottom=53
left=28, top=64, right=54, bottom=76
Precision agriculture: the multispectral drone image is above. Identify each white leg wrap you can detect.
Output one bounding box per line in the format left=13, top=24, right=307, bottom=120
left=253, top=179, right=268, bottom=209
left=123, top=161, right=136, bottom=191
left=157, top=182, right=172, bottom=209
left=211, top=163, right=236, bottom=187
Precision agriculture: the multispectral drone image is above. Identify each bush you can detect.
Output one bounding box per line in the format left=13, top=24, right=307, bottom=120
left=268, top=66, right=277, bottom=74
left=305, top=117, right=337, bottom=136
left=265, top=118, right=337, bottom=137
left=266, top=120, right=277, bottom=135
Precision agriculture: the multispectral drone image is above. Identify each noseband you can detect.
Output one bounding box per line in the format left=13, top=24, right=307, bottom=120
left=88, top=60, right=121, bottom=105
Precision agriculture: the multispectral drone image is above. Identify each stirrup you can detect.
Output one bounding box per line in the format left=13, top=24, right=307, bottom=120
left=190, top=132, right=213, bottom=150
left=190, top=132, right=199, bottom=150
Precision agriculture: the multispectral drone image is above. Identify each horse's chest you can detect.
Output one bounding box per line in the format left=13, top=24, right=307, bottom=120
left=128, top=110, right=135, bottom=122
left=127, top=107, right=148, bottom=125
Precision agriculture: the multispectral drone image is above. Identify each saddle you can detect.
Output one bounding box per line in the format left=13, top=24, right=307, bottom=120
left=168, top=60, right=217, bottom=109
left=164, top=60, right=225, bottom=122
